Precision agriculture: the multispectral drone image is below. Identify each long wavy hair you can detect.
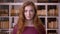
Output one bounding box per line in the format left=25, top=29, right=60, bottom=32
left=17, top=1, right=46, bottom=34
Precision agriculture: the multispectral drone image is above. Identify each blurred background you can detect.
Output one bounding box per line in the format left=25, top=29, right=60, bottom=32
left=0, top=0, right=60, bottom=34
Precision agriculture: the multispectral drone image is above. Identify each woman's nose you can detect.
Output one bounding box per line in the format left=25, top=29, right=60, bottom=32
left=28, top=11, right=30, bottom=15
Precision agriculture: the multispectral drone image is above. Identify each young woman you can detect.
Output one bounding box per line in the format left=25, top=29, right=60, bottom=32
left=13, top=1, right=46, bottom=34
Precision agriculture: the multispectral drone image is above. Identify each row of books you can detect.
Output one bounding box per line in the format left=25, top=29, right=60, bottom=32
left=47, top=30, right=57, bottom=34
left=0, top=9, right=58, bottom=16
left=48, top=9, right=58, bottom=16
left=0, top=5, right=58, bottom=16
left=0, top=30, right=9, bottom=34
left=47, top=18, right=58, bottom=29
left=48, top=33, right=57, bottom=34
left=0, top=21, right=9, bottom=29
left=0, top=9, right=9, bottom=16
left=47, top=21, right=58, bottom=29
left=37, top=9, right=58, bottom=16
left=37, top=0, right=59, bottom=3
left=0, top=17, right=9, bottom=29
left=0, top=18, right=58, bottom=29
left=0, top=0, right=14, bottom=3
left=11, top=9, right=19, bottom=16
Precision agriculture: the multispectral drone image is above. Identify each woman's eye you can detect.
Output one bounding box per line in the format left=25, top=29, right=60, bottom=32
left=30, top=10, right=33, bottom=12
left=24, top=10, right=34, bottom=13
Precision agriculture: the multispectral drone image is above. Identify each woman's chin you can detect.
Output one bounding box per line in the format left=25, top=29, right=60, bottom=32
left=26, top=18, right=32, bottom=20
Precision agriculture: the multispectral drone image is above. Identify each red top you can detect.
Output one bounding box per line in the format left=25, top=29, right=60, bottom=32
left=13, top=26, right=39, bottom=34
left=22, top=26, right=39, bottom=34
left=12, top=25, right=46, bottom=34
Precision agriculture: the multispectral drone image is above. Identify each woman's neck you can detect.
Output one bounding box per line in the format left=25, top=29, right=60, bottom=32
left=25, top=19, right=34, bottom=27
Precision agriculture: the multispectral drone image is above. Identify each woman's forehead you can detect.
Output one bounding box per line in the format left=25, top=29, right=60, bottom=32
left=24, top=5, right=34, bottom=10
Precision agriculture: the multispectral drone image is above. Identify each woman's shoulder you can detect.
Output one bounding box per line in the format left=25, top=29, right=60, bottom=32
left=13, top=24, right=18, bottom=29
left=12, top=24, right=18, bottom=34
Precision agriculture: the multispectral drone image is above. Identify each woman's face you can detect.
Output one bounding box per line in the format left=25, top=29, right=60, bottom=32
left=24, top=5, right=35, bottom=20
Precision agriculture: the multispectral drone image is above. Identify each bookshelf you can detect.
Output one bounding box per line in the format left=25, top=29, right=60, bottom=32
left=0, top=3, right=60, bottom=34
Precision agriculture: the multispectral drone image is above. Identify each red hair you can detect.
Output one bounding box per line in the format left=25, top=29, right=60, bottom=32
left=16, top=1, right=46, bottom=34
